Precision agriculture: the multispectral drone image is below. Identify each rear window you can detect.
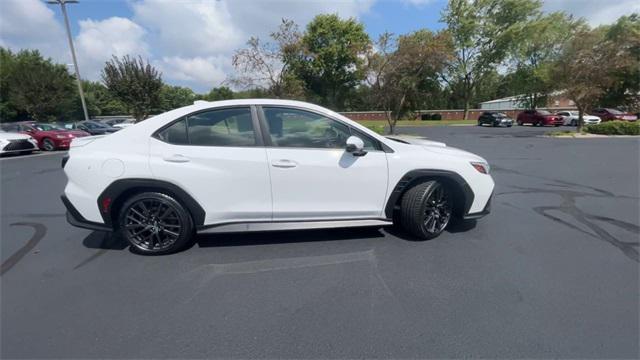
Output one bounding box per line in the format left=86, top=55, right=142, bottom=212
left=155, top=107, right=256, bottom=147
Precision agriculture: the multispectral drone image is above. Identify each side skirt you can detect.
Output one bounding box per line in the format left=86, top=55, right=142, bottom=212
left=198, top=219, right=393, bottom=234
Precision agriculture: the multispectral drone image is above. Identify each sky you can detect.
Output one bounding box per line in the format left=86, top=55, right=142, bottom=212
left=0, top=0, right=637, bottom=93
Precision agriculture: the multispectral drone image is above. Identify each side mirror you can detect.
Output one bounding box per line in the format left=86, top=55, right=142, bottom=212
left=345, top=136, right=367, bottom=157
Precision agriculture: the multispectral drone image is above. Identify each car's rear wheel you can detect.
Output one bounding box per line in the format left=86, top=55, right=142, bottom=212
left=570, top=119, right=577, bottom=126
left=118, top=192, right=193, bottom=255
left=400, top=180, right=452, bottom=240
left=42, top=138, right=55, bottom=151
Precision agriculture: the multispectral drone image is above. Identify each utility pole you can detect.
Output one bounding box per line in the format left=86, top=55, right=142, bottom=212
left=47, top=0, right=89, bottom=121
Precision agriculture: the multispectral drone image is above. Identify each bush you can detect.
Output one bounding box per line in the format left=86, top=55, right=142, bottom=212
left=421, top=113, right=442, bottom=120
left=365, top=124, right=385, bottom=134
left=584, top=121, right=640, bottom=135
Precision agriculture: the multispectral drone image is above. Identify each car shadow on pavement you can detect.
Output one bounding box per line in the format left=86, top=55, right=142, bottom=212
left=82, top=231, right=128, bottom=251
left=196, top=227, right=386, bottom=249
left=384, top=219, right=477, bottom=241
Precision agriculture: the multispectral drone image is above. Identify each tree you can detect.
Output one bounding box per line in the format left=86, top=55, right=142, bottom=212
left=101, top=55, right=163, bottom=121
left=553, top=28, right=625, bottom=132
left=230, top=19, right=305, bottom=99
left=204, top=86, right=234, bottom=101
left=1, top=48, right=75, bottom=122
left=509, top=12, right=580, bottom=108
left=292, top=14, right=370, bottom=109
left=158, top=85, right=195, bottom=112
left=441, top=0, right=541, bottom=119
left=597, top=14, right=640, bottom=110
left=367, top=31, right=452, bottom=134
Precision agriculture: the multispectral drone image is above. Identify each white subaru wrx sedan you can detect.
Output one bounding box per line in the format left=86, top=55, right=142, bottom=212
left=62, top=99, right=494, bottom=254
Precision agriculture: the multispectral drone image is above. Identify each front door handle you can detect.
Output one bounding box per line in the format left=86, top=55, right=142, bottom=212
left=163, top=154, right=190, bottom=163
left=271, top=159, right=297, bottom=168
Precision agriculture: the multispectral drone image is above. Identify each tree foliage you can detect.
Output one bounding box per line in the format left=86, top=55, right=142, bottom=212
left=441, top=0, right=541, bottom=119
left=230, top=19, right=305, bottom=99
left=552, top=28, right=625, bottom=131
left=291, top=14, right=370, bottom=110
left=1, top=48, right=75, bottom=121
left=367, top=31, right=452, bottom=134
left=101, top=55, right=163, bottom=121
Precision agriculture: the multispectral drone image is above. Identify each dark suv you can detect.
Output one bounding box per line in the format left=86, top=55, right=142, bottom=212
left=477, top=112, right=513, bottom=127
left=517, top=109, right=562, bottom=127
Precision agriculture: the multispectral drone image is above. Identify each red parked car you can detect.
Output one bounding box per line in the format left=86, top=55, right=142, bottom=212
left=0, top=122, right=90, bottom=151
left=517, top=109, right=563, bottom=127
left=591, top=108, right=638, bottom=122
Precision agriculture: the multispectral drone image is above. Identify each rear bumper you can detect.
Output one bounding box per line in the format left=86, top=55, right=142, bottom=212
left=61, top=195, right=112, bottom=232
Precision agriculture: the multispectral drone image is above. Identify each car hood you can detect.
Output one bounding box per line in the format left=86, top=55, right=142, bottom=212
left=386, top=135, right=487, bottom=162
left=0, top=132, right=32, bottom=141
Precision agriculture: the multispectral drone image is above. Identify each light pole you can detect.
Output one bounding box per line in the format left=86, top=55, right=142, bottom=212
left=47, top=0, right=89, bottom=121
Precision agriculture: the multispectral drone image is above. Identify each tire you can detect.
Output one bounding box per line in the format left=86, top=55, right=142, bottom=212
left=477, top=121, right=482, bottom=126
left=507, top=124, right=512, bottom=127
left=399, top=180, right=452, bottom=240
left=570, top=119, right=577, bottom=126
left=42, top=138, right=55, bottom=151
left=517, top=120, right=523, bottom=126
left=19, top=150, right=33, bottom=155
left=118, top=192, right=194, bottom=255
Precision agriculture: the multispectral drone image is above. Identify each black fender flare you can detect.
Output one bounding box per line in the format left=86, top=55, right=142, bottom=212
left=384, top=169, right=474, bottom=219
left=98, top=179, right=206, bottom=227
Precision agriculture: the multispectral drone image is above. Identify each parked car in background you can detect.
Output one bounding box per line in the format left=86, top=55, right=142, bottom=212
left=62, top=120, right=120, bottom=135
left=556, top=111, right=601, bottom=126
left=592, top=108, right=638, bottom=122
left=112, top=119, right=135, bottom=129
left=477, top=112, right=513, bottom=127
left=517, top=109, right=562, bottom=126
left=0, top=129, right=39, bottom=156
left=1, top=122, right=90, bottom=151
left=100, top=118, right=133, bottom=127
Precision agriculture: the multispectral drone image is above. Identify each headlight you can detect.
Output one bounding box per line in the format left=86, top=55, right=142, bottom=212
left=470, top=162, right=490, bottom=174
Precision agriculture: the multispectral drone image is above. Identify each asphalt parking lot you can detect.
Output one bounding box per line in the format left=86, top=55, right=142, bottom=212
left=1, top=125, right=638, bottom=358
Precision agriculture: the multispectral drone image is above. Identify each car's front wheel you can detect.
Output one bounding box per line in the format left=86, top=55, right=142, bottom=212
left=118, top=192, right=193, bottom=255
left=42, top=138, right=55, bottom=151
left=400, top=180, right=452, bottom=240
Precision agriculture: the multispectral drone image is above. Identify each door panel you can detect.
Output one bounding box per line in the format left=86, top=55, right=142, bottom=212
left=266, top=148, right=388, bottom=219
left=259, top=106, right=388, bottom=220
left=148, top=107, right=272, bottom=225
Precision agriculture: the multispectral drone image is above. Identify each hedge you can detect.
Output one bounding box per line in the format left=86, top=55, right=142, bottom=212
left=584, top=121, right=640, bottom=135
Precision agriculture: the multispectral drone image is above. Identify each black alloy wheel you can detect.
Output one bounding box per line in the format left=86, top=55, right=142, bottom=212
left=400, top=180, right=453, bottom=240
left=119, top=192, right=193, bottom=254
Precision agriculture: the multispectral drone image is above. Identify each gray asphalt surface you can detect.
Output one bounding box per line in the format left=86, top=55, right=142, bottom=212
left=1, top=125, right=639, bottom=358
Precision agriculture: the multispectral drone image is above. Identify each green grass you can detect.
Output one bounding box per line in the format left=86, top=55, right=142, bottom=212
left=356, top=119, right=475, bottom=127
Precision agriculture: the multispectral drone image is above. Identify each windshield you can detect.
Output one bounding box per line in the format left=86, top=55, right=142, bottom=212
left=83, top=121, right=107, bottom=129
left=34, top=123, right=64, bottom=131
left=495, top=113, right=507, bottom=117
left=537, top=110, right=551, bottom=115
left=606, top=108, right=623, bottom=114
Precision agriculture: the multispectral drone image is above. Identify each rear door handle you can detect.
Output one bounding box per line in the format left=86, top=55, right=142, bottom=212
left=271, top=159, right=297, bottom=168
left=163, top=154, right=190, bottom=163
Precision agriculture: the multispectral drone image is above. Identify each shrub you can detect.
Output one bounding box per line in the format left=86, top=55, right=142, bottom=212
left=421, top=114, right=431, bottom=121
left=584, top=121, right=640, bottom=135
left=365, top=124, right=385, bottom=134
left=431, top=113, right=442, bottom=120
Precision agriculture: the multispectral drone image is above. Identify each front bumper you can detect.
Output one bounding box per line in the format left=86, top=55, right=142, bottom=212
left=61, top=195, right=112, bottom=232
left=463, top=191, right=492, bottom=220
